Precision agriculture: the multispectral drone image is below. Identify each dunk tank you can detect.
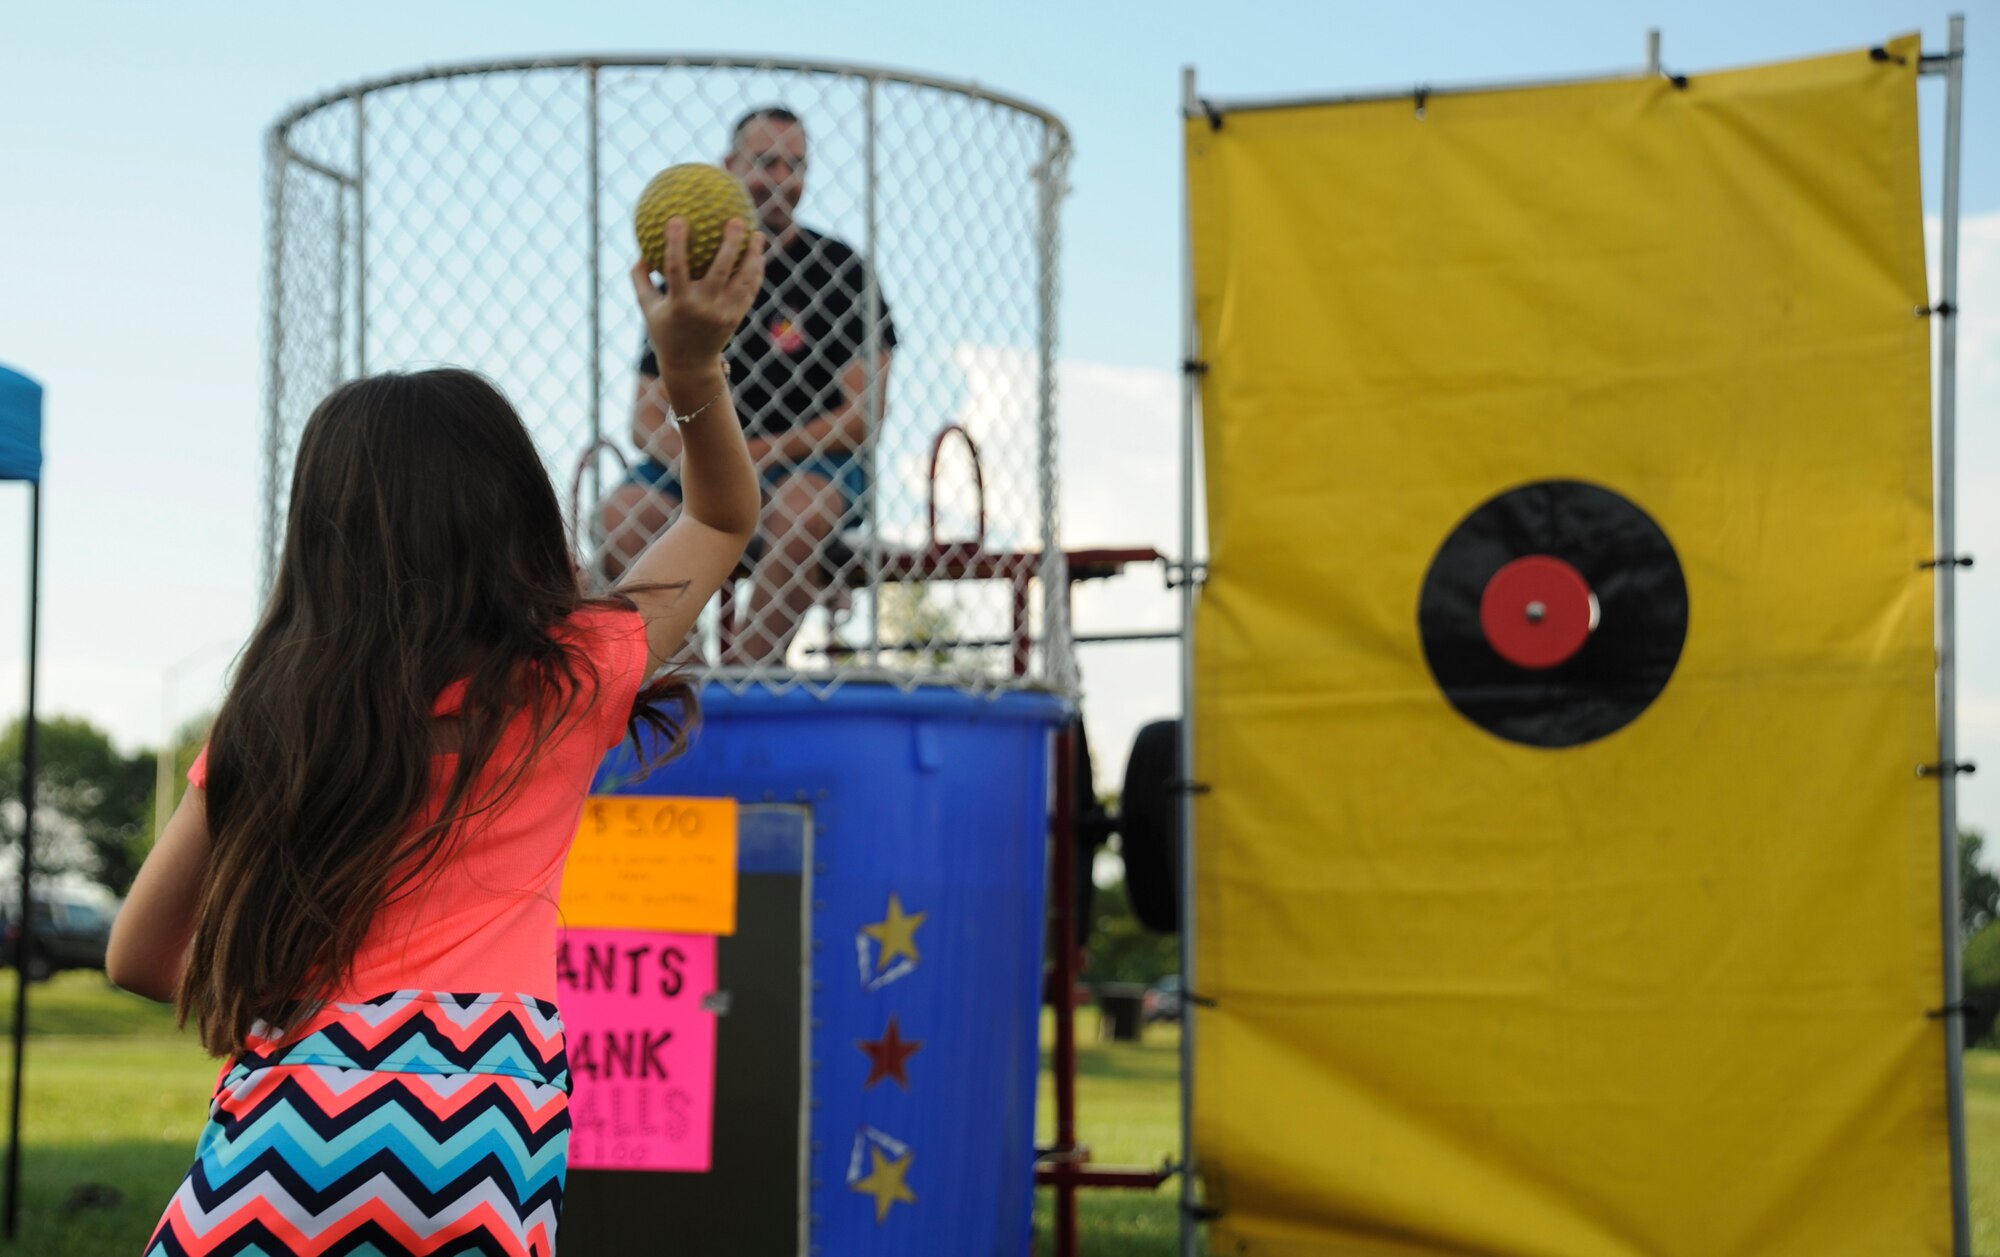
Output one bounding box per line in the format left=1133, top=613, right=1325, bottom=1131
left=264, top=58, right=1111, bottom=1254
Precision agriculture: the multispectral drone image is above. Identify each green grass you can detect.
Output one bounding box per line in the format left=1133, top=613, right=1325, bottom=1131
left=1971, top=1049, right=2000, bottom=1257
left=0, top=975, right=1990, bottom=1254
left=0, top=971, right=218, bottom=1254
left=1035, top=1009, right=1190, bottom=1256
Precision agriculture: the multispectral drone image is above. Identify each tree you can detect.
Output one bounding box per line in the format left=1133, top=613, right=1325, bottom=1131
left=1960, top=829, right=2000, bottom=942
left=1080, top=870, right=1178, bottom=988
left=1957, top=830, right=2000, bottom=1049
left=873, top=581, right=960, bottom=670
left=0, top=715, right=155, bottom=895
left=1964, top=920, right=2000, bottom=1049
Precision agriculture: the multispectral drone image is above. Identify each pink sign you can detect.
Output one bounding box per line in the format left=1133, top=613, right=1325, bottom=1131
left=556, top=928, right=718, bottom=1172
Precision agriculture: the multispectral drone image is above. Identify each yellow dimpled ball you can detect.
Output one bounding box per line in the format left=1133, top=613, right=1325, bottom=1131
left=633, top=163, right=757, bottom=279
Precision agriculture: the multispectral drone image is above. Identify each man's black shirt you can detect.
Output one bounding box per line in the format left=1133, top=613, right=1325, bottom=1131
left=640, top=227, right=898, bottom=438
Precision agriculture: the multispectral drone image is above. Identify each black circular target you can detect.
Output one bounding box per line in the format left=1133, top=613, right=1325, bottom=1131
left=1418, top=480, right=1688, bottom=748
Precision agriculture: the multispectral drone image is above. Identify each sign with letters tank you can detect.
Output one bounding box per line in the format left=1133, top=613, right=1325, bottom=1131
left=556, top=927, right=720, bottom=1173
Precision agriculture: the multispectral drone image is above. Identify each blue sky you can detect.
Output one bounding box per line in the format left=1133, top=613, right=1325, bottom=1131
left=0, top=1, right=1992, bottom=837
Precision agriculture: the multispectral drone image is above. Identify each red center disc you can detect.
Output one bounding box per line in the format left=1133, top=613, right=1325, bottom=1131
left=1479, top=556, right=1595, bottom=670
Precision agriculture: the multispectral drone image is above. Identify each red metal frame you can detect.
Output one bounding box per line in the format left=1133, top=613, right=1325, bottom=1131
left=713, top=535, right=1160, bottom=674
left=1047, top=722, right=1083, bottom=1248
left=926, top=423, right=988, bottom=550
left=1034, top=721, right=1174, bottom=1257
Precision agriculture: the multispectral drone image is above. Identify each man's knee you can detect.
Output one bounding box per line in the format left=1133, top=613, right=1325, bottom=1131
left=763, top=476, right=844, bottom=563
left=600, top=483, right=643, bottom=526
left=602, top=483, right=678, bottom=555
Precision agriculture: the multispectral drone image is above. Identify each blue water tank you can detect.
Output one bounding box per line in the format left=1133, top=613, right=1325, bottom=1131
left=587, top=681, right=1069, bottom=1256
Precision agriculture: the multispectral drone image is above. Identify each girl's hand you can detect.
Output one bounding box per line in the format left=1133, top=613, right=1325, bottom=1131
left=629, top=218, right=766, bottom=374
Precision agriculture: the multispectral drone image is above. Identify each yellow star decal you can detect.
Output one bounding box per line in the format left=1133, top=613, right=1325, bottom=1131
left=853, top=1147, right=916, bottom=1222
left=861, top=893, right=927, bottom=971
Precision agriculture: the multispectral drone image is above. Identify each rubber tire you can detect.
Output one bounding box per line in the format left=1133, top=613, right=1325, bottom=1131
left=1120, top=719, right=1182, bottom=933
left=22, top=949, right=51, bottom=984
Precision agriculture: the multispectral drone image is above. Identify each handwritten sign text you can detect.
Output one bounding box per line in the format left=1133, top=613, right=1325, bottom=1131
left=562, top=795, right=737, bottom=935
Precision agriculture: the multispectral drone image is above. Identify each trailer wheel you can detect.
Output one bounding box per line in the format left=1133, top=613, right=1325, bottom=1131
left=1119, top=719, right=1181, bottom=933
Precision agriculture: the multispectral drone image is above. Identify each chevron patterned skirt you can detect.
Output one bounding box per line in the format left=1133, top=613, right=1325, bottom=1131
left=144, top=992, right=571, bottom=1257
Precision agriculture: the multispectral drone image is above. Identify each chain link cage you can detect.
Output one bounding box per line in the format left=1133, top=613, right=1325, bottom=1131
left=265, top=56, right=1074, bottom=695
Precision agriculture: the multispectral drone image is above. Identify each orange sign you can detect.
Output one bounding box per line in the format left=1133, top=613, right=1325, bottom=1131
left=561, top=795, right=738, bottom=935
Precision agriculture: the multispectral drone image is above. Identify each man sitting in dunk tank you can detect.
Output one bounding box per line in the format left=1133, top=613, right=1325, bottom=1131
left=600, top=106, right=898, bottom=667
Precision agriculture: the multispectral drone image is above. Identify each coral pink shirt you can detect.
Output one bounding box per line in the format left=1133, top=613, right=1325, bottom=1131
left=190, top=606, right=651, bottom=1003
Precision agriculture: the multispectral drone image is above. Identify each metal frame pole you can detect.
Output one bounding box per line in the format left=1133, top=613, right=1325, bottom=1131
left=352, top=92, right=368, bottom=377
left=1176, top=63, right=1204, bottom=1257
left=331, top=190, right=347, bottom=380
left=1049, top=722, right=1081, bottom=1257
left=4, top=482, right=41, bottom=1240
left=153, top=671, right=175, bottom=844
left=261, top=131, right=288, bottom=598
left=862, top=75, right=884, bottom=670
left=585, top=63, right=604, bottom=536
left=1931, top=14, right=1970, bottom=1256
left=1034, top=127, right=1073, bottom=691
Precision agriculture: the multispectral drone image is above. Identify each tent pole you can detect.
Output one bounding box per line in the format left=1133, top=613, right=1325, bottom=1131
left=4, top=480, right=43, bottom=1239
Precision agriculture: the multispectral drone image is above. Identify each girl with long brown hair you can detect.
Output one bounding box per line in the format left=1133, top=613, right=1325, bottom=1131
left=108, top=217, right=766, bottom=1257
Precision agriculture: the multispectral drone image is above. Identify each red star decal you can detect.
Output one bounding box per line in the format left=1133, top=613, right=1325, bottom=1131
left=857, top=1016, right=922, bottom=1090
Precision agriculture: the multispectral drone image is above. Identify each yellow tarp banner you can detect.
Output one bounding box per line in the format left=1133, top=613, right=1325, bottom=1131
left=1189, top=38, right=1946, bottom=1257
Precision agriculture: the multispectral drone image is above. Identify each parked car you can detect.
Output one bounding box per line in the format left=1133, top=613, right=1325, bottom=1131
left=1143, top=974, right=1183, bottom=1024
left=0, top=888, right=116, bottom=982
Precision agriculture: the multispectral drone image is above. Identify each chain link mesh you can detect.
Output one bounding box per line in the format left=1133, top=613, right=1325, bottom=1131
left=265, top=58, right=1073, bottom=695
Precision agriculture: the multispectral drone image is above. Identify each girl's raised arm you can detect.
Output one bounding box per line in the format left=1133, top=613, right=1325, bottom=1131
left=617, top=218, right=765, bottom=672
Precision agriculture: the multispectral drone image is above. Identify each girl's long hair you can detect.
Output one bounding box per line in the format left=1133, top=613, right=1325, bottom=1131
left=180, top=369, right=691, bottom=1055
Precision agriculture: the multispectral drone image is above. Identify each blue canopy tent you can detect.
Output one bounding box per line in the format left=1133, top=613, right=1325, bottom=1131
left=0, top=364, right=43, bottom=1239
